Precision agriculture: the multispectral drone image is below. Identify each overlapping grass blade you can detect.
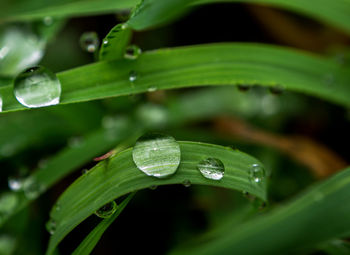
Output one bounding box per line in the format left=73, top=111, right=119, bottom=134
left=72, top=192, right=135, bottom=255
left=0, top=123, right=141, bottom=227
left=171, top=166, right=350, bottom=255
left=99, top=23, right=132, bottom=61
left=46, top=141, right=267, bottom=254
left=1, top=43, right=349, bottom=113
left=3, top=0, right=350, bottom=35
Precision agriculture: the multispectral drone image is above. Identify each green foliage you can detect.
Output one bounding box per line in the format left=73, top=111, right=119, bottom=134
left=0, top=0, right=349, bottom=255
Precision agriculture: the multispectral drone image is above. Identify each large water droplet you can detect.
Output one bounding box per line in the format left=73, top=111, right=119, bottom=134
left=45, top=218, right=56, bottom=235
left=249, top=164, right=265, bottom=183
left=13, top=66, right=61, bottom=108
left=22, top=177, right=44, bottom=199
left=132, top=133, right=181, bottom=178
left=95, top=201, right=117, bottom=218
left=124, top=45, right=141, bottom=60
left=80, top=31, right=99, bottom=53
left=129, top=70, right=137, bottom=82
left=197, top=158, right=225, bottom=180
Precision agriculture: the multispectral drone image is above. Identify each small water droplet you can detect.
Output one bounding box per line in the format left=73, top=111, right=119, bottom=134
left=8, top=177, right=23, bottom=191
left=269, top=85, right=284, bottom=95
left=13, top=66, right=61, bottom=108
left=68, top=136, right=83, bottom=148
left=132, top=133, right=181, bottom=178
left=81, top=169, right=89, bottom=175
left=182, top=180, right=191, bottom=187
left=22, top=177, right=44, bottom=199
left=124, top=45, right=141, bottom=60
left=46, top=218, right=56, bottom=235
left=249, top=164, right=265, bottom=183
left=197, top=158, right=225, bottom=181
left=95, top=201, right=117, bottom=218
left=149, top=185, right=157, bottom=190
left=237, top=84, right=250, bottom=92
left=129, top=70, right=137, bottom=82
left=80, top=31, right=99, bottom=53
left=43, top=16, right=53, bottom=26
left=147, top=86, right=157, bottom=92
left=103, top=39, right=108, bottom=45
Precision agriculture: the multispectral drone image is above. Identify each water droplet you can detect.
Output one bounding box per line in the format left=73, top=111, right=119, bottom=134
left=237, top=84, right=250, bottom=92
left=249, top=164, right=265, bottom=183
left=0, top=193, right=18, bottom=215
left=182, top=180, right=191, bottom=187
left=0, top=96, right=2, bottom=112
left=132, top=133, right=181, bottom=178
left=95, top=201, right=117, bottom=218
left=103, top=39, right=108, bottom=45
left=68, top=136, right=83, bottom=148
left=13, top=66, right=61, bottom=108
left=147, top=86, right=157, bottom=92
left=149, top=185, right=157, bottom=190
left=269, top=85, right=284, bottom=95
left=8, top=177, right=23, bottom=191
left=129, top=70, right=137, bottom=82
left=43, top=16, right=53, bottom=26
left=45, top=219, right=56, bottom=235
left=124, top=45, right=142, bottom=60
left=197, top=158, right=225, bottom=181
left=22, top=177, right=44, bottom=199
left=80, top=31, right=99, bottom=53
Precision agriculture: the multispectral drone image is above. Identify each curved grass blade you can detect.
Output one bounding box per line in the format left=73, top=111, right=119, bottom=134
left=171, top=166, right=350, bottom=255
left=1, top=0, right=139, bottom=21
left=99, top=23, right=132, bottom=61
left=1, top=43, right=349, bottom=113
left=72, top=192, right=135, bottom=255
left=46, top=141, right=267, bottom=254
left=0, top=123, right=141, bottom=227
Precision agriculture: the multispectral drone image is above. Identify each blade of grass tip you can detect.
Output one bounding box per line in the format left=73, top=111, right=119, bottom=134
left=72, top=192, right=136, bottom=255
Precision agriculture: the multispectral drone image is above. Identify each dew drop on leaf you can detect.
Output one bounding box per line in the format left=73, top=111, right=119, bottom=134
left=197, top=158, right=225, bottom=180
left=43, top=16, right=53, bottom=26
left=268, top=84, right=284, bottom=95
left=46, top=218, right=56, bottom=235
left=182, top=180, right=191, bottom=187
left=22, top=177, right=44, bottom=200
left=249, top=164, right=265, bottom=183
left=79, top=31, right=99, bottom=53
left=129, top=70, right=138, bottom=82
left=237, top=84, right=250, bottom=92
left=147, top=86, right=157, bottom=92
left=95, top=201, right=117, bottom=218
left=124, top=45, right=142, bottom=60
left=13, top=66, right=61, bottom=108
left=8, top=177, right=23, bottom=191
left=132, top=133, right=181, bottom=178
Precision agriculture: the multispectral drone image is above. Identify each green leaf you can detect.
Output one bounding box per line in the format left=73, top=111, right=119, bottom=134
left=1, top=43, right=349, bottom=113
left=171, top=166, right=350, bottom=255
left=46, top=141, right=267, bottom=254
left=1, top=0, right=139, bottom=21
left=99, top=23, right=132, bottom=61
left=72, top=192, right=135, bottom=255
